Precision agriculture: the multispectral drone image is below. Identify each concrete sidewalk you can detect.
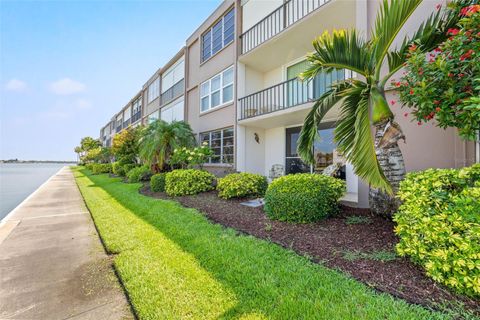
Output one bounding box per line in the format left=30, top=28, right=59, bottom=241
left=0, top=167, right=132, bottom=320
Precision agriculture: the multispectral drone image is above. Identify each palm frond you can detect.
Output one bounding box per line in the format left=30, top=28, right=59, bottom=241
left=301, top=29, right=372, bottom=80
left=298, top=80, right=352, bottom=164
left=372, top=0, right=422, bottom=74
left=334, top=82, right=392, bottom=193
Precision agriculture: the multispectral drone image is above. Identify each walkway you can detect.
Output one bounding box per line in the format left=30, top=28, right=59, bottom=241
left=0, top=167, right=132, bottom=320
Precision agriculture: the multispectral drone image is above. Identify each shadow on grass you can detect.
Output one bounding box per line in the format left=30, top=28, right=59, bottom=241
left=76, top=169, right=447, bottom=320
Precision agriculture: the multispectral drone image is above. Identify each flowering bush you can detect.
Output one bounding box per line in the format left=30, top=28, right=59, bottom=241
left=165, top=169, right=215, bottom=196
left=394, top=164, right=480, bottom=297
left=217, top=173, right=268, bottom=199
left=397, top=4, right=480, bottom=140
left=169, top=143, right=213, bottom=169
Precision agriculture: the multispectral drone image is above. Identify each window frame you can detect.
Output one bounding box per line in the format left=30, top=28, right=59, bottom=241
left=147, top=77, right=160, bottom=103
left=201, top=7, right=235, bottom=63
left=200, top=66, right=234, bottom=113
left=199, top=127, right=234, bottom=165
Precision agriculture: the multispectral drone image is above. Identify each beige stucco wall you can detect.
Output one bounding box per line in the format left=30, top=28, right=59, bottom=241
left=241, top=0, right=283, bottom=32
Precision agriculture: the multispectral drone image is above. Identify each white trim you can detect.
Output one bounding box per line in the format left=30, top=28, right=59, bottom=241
left=200, top=65, right=234, bottom=113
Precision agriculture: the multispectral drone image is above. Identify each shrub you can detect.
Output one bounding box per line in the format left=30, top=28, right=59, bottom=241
left=217, top=172, right=268, bottom=199
left=394, top=164, right=480, bottom=297
left=92, top=163, right=112, bottom=175
left=165, top=169, right=215, bottom=196
left=85, top=163, right=95, bottom=171
left=122, top=164, right=137, bottom=177
left=264, top=174, right=345, bottom=223
left=150, top=173, right=166, bottom=192
left=126, top=166, right=152, bottom=183
left=112, top=162, right=125, bottom=176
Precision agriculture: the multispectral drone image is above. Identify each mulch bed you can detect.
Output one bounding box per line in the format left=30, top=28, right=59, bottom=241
left=140, top=186, right=479, bottom=315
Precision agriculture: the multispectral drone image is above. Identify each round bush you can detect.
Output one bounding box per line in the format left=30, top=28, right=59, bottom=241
left=264, top=174, right=345, bottom=223
left=217, top=172, right=268, bottom=199
left=122, top=164, right=137, bottom=177
left=126, top=165, right=152, bottom=183
left=165, top=169, right=215, bottom=196
left=85, top=163, right=95, bottom=171
left=150, top=173, right=166, bottom=192
left=92, top=163, right=112, bottom=174
left=394, top=164, right=480, bottom=297
left=112, top=162, right=125, bottom=176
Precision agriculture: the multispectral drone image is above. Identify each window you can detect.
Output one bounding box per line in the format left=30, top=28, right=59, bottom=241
left=147, top=111, right=159, bottom=124
left=200, top=127, right=234, bottom=164
left=123, top=106, right=131, bottom=121
left=148, top=77, right=160, bottom=103
left=160, top=98, right=184, bottom=123
left=201, top=8, right=235, bottom=62
left=200, top=66, right=234, bottom=112
left=162, top=59, right=185, bottom=93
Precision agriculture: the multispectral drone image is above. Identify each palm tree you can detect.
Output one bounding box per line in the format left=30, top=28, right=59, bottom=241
left=139, top=120, right=196, bottom=173
left=298, top=0, right=469, bottom=216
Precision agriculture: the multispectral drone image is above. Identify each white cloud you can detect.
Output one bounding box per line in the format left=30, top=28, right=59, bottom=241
left=49, top=78, right=86, bottom=95
left=5, top=79, right=27, bottom=92
left=75, top=98, right=92, bottom=110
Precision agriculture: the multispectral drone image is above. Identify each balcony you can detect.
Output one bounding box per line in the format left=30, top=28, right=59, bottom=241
left=160, top=79, right=184, bottom=106
left=131, top=110, right=142, bottom=123
left=241, top=0, right=331, bottom=55
left=239, top=69, right=350, bottom=121
left=123, top=119, right=131, bottom=128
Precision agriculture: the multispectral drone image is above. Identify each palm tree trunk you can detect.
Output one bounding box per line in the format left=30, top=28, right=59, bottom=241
left=369, top=121, right=406, bottom=217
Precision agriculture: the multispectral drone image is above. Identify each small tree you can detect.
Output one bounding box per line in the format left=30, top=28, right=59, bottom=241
left=139, top=120, right=196, bottom=173
left=398, top=5, right=480, bottom=140
left=74, top=136, right=101, bottom=164
left=83, top=146, right=111, bottom=164
left=111, top=126, right=143, bottom=165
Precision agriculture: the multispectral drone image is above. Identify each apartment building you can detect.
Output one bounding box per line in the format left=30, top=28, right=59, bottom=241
left=185, top=0, right=239, bottom=175
left=99, top=0, right=478, bottom=208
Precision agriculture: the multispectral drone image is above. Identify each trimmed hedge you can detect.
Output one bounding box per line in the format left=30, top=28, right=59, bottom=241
left=264, top=174, right=345, bottom=223
left=92, top=163, right=112, bottom=174
left=217, top=172, right=268, bottom=199
left=126, top=166, right=152, bottom=183
left=394, top=164, right=480, bottom=297
left=150, top=173, right=166, bottom=192
left=112, top=161, right=126, bottom=176
left=122, top=164, right=137, bottom=177
left=165, top=169, right=215, bottom=196
left=85, top=163, right=95, bottom=171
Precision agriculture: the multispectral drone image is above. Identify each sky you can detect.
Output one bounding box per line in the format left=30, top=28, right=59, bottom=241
left=0, top=0, right=222, bottom=161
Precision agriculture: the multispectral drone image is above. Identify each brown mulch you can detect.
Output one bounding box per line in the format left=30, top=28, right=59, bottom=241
left=140, top=186, right=480, bottom=315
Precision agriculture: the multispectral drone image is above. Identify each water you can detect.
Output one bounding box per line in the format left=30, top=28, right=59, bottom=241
left=0, top=163, right=74, bottom=220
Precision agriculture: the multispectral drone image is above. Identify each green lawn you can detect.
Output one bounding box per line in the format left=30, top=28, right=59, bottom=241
left=73, top=167, right=450, bottom=320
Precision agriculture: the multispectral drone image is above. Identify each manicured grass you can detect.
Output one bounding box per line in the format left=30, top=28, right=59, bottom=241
left=73, top=168, right=451, bottom=320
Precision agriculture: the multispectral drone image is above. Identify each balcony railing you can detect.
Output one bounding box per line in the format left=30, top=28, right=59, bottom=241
left=160, top=79, right=184, bottom=106
left=240, top=0, right=331, bottom=54
left=239, top=69, right=350, bottom=120
left=131, top=110, right=142, bottom=123
left=123, top=119, right=131, bottom=128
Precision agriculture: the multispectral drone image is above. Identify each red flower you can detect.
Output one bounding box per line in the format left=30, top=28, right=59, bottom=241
left=409, top=89, right=414, bottom=95
left=434, top=47, right=442, bottom=53
left=417, top=121, right=422, bottom=126
left=408, top=44, right=417, bottom=52
left=395, top=82, right=401, bottom=87
left=390, top=100, right=396, bottom=105
left=434, top=100, right=440, bottom=105
left=436, top=3, right=441, bottom=10
left=404, top=113, right=409, bottom=117
left=460, top=49, right=474, bottom=61
left=448, top=73, right=454, bottom=78
left=429, top=58, right=435, bottom=63
left=460, top=5, right=480, bottom=16
left=458, top=73, right=465, bottom=78
left=435, top=107, right=441, bottom=112
left=447, top=28, right=460, bottom=36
